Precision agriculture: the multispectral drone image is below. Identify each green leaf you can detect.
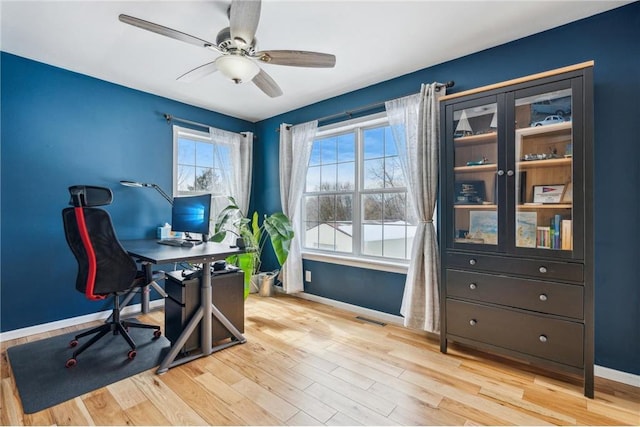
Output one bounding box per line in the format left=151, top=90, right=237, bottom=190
left=264, top=212, right=294, bottom=266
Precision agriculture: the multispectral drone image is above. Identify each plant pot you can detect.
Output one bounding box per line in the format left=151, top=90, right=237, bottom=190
left=259, top=272, right=277, bottom=297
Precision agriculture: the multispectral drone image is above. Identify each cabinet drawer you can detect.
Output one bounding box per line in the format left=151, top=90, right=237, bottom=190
left=446, top=252, right=583, bottom=282
left=446, top=299, right=584, bottom=368
left=447, top=269, right=584, bottom=319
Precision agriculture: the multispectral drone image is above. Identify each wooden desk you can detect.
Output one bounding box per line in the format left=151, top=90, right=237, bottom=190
left=122, top=239, right=246, bottom=373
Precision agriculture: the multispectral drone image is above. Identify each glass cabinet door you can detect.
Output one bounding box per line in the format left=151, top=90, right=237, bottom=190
left=451, top=102, right=499, bottom=247
left=513, top=88, right=574, bottom=252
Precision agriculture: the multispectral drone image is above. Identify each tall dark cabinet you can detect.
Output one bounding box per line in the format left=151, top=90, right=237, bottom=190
left=438, top=62, right=594, bottom=397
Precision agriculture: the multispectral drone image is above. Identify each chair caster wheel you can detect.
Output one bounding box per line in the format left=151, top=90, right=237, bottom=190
left=69, top=339, right=78, bottom=348
left=127, top=350, right=137, bottom=360
left=65, top=358, right=77, bottom=368
left=153, top=330, right=162, bottom=338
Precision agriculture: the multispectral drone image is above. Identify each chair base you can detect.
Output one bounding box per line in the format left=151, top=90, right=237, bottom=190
left=66, top=297, right=161, bottom=367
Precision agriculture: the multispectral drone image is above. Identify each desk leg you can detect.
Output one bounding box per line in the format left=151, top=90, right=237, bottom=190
left=201, top=261, right=213, bottom=355
left=141, top=263, right=152, bottom=314
left=156, top=306, right=204, bottom=374
left=156, top=262, right=246, bottom=374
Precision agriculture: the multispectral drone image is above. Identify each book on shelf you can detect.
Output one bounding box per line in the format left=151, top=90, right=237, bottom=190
left=551, top=214, right=562, bottom=249
left=536, top=226, right=551, bottom=249
left=561, top=219, right=573, bottom=250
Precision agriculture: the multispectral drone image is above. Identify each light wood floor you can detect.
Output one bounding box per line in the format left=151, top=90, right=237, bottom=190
left=1, top=294, right=638, bottom=425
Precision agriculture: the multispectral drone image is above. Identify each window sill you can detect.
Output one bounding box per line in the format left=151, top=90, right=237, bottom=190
left=301, top=251, right=409, bottom=274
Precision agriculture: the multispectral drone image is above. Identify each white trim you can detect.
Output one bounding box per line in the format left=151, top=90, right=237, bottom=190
left=293, top=292, right=640, bottom=389
left=316, top=111, right=387, bottom=136
left=294, top=291, right=404, bottom=325
left=594, top=365, right=640, bottom=388
left=302, top=251, right=409, bottom=274
left=0, top=300, right=164, bottom=342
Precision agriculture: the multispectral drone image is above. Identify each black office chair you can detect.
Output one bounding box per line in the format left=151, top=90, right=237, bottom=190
left=62, top=185, right=161, bottom=368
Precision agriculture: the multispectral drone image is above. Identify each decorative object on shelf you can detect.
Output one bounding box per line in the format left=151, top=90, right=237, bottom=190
left=454, top=110, right=473, bottom=137
left=454, top=180, right=486, bottom=204
left=466, top=156, right=491, bottom=166
left=533, top=184, right=565, bottom=203
left=516, top=211, right=537, bottom=248
left=468, top=210, right=497, bottom=244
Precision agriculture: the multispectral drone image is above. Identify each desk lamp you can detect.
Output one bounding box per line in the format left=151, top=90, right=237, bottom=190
left=120, top=180, right=173, bottom=205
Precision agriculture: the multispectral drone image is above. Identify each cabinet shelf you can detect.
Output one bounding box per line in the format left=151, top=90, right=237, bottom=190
left=454, top=164, right=497, bottom=173
left=517, top=157, right=571, bottom=169
left=454, top=204, right=496, bottom=209
left=454, top=132, right=497, bottom=145
left=518, top=204, right=572, bottom=209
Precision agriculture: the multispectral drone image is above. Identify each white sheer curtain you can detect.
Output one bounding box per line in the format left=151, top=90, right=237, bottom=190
left=279, top=121, right=317, bottom=293
left=386, top=82, right=445, bottom=333
left=208, top=127, right=253, bottom=214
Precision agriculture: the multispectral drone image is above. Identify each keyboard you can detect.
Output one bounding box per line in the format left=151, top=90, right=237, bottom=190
left=157, top=239, right=203, bottom=247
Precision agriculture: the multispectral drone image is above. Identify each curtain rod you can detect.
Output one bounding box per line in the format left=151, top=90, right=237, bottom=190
left=163, top=113, right=211, bottom=130
left=164, top=113, right=253, bottom=138
left=278, top=80, right=454, bottom=131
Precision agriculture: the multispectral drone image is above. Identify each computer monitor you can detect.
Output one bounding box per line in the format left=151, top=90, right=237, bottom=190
left=171, top=193, right=212, bottom=238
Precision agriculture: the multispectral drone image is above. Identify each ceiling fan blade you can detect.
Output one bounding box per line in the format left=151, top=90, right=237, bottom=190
left=252, top=68, right=283, bottom=98
left=255, top=50, right=336, bottom=68
left=177, top=61, right=219, bottom=83
left=229, top=0, right=261, bottom=47
left=119, top=14, right=219, bottom=52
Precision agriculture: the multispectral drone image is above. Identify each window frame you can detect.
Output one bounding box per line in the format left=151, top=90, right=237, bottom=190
left=301, top=112, right=411, bottom=272
left=172, top=125, right=232, bottom=198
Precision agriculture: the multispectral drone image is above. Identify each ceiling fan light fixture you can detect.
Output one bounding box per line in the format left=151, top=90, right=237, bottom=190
left=216, top=55, right=259, bottom=84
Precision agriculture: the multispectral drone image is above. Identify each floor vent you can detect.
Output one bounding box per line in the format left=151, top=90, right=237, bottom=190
left=355, top=316, right=387, bottom=327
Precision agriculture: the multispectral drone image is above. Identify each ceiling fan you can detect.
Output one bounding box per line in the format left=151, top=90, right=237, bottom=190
left=119, top=0, right=336, bottom=98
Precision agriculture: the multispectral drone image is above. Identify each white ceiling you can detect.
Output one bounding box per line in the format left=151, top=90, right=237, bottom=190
left=1, top=1, right=629, bottom=123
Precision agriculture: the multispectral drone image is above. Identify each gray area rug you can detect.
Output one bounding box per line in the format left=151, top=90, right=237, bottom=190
left=7, top=323, right=170, bottom=414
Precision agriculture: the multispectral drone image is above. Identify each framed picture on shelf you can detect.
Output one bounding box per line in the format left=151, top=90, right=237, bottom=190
left=468, top=211, right=497, bottom=244
left=516, top=211, right=537, bottom=248
left=454, top=180, right=486, bottom=204
left=533, top=184, right=565, bottom=204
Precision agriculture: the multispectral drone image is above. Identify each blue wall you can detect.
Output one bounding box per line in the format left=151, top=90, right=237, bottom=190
left=254, top=3, right=640, bottom=375
left=1, top=3, right=638, bottom=376
left=0, top=53, right=253, bottom=331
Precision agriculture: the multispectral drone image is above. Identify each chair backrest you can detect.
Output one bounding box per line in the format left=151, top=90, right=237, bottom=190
left=62, top=186, right=137, bottom=299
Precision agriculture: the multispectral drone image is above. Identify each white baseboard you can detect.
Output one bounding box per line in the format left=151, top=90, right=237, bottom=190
left=295, top=291, right=405, bottom=326
left=0, top=299, right=165, bottom=342
left=594, top=365, right=640, bottom=388
left=294, top=292, right=640, bottom=389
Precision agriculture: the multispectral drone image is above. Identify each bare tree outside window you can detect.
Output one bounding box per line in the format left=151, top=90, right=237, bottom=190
left=303, top=118, right=414, bottom=260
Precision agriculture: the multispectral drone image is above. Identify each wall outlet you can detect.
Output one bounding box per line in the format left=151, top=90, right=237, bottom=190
left=305, top=270, right=311, bottom=282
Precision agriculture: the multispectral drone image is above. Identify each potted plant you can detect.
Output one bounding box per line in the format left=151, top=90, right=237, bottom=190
left=210, top=196, right=294, bottom=298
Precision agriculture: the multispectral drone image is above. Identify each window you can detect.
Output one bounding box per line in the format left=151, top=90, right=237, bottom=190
left=302, top=113, right=416, bottom=262
left=173, top=126, right=232, bottom=197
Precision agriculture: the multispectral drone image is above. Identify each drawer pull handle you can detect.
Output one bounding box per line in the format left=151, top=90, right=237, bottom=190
left=469, top=259, right=477, bottom=266
left=506, top=169, right=514, bottom=176
left=469, top=319, right=477, bottom=326
left=497, top=170, right=505, bottom=176
left=539, top=335, right=548, bottom=343
left=539, top=266, right=547, bottom=273
left=539, top=294, right=548, bottom=301
left=469, top=283, right=477, bottom=290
